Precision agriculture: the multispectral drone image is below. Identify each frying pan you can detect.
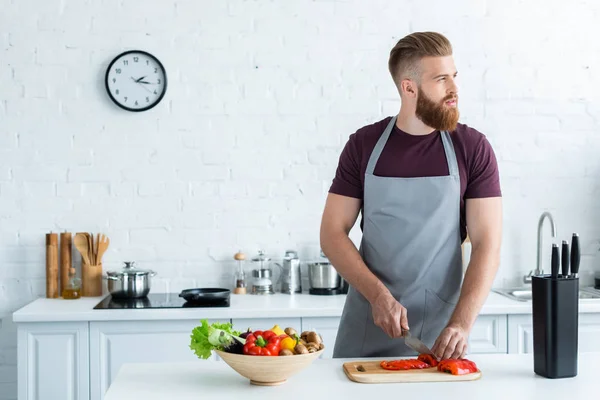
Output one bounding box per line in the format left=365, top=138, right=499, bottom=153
left=179, top=288, right=231, bottom=303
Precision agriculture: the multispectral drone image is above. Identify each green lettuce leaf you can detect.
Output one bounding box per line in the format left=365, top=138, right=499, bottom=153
left=189, top=319, right=243, bottom=360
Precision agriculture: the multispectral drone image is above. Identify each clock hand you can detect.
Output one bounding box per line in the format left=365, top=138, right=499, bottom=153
left=138, top=82, right=152, bottom=93
left=136, top=76, right=146, bottom=83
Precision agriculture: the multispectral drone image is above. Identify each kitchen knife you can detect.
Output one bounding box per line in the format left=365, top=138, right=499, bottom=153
left=570, top=233, right=580, bottom=278
left=402, top=329, right=436, bottom=357
left=551, top=243, right=559, bottom=279
left=561, top=240, right=570, bottom=278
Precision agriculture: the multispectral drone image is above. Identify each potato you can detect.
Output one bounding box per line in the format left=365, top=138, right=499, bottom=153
left=294, top=343, right=309, bottom=355
left=279, top=349, right=294, bottom=356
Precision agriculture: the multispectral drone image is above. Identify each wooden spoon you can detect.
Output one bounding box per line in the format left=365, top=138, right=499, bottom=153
left=96, top=234, right=110, bottom=264
left=74, top=233, right=91, bottom=265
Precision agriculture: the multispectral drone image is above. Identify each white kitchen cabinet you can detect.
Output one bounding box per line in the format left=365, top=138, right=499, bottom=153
left=301, top=317, right=340, bottom=359
left=231, top=317, right=302, bottom=334
left=508, top=313, right=600, bottom=354
left=468, top=315, right=508, bottom=354
left=89, top=319, right=227, bottom=400
left=17, top=322, right=89, bottom=400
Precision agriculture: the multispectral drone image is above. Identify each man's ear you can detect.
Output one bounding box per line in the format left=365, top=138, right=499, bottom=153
left=401, top=79, right=417, bottom=98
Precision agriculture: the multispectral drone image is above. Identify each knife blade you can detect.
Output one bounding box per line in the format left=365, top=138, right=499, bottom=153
left=551, top=243, right=559, bottom=279
left=402, top=329, right=435, bottom=357
left=561, top=240, right=570, bottom=278
left=570, top=233, right=580, bottom=278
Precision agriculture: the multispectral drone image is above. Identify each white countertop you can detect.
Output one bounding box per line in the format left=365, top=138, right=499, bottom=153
left=12, top=290, right=600, bottom=323
left=104, top=352, right=599, bottom=400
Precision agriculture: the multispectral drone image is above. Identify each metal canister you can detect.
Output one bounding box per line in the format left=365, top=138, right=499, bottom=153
left=278, top=250, right=302, bottom=294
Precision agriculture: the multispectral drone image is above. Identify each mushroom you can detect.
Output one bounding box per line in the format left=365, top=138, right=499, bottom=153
left=284, top=327, right=298, bottom=337
left=279, top=349, right=294, bottom=356
left=294, top=343, right=309, bottom=355
left=300, top=331, right=311, bottom=342
left=306, top=332, right=322, bottom=346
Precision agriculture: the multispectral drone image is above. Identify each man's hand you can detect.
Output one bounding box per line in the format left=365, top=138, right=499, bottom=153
left=371, top=291, right=409, bottom=338
left=431, top=324, right=469, bottom=360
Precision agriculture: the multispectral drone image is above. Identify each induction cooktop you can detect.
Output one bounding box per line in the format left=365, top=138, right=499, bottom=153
left=93, top=292, right=230, bottom=310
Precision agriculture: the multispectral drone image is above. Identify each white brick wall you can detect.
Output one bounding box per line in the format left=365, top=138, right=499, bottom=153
left=2, top=0, right=600, bottom=398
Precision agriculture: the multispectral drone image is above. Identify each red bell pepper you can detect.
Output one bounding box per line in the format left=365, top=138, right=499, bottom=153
left=380, top=359, right=430, bottom=370
left=417, top=353, right=438, bottom=367
left=243, top=330, right=281, bottom=356
left=437, top=359, right=478, bottom=375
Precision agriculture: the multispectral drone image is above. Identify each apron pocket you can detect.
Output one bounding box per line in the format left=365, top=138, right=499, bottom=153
left=421, top=289, right=457, bottom=347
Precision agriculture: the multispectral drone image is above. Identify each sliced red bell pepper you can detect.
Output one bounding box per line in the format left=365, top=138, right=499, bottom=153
left=380, top=359, right=430, bottom=370
left=243, top=330, right=281, bottom=356
left=417, top=353, right=438, bottom=367
left=437, top=359, right=478, bottom=375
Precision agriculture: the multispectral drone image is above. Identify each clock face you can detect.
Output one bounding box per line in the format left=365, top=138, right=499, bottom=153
left=105, top=50, right=167, bottom=112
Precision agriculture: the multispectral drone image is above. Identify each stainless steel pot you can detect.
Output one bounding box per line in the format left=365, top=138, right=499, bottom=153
left=308, top=251, right=341, bottom=289
left=105, top=261, right=157, bottom=299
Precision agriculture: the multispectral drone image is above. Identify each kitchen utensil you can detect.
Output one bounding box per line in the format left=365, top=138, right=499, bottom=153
left=96, top=234, right=110, bottom=264
left=570, top=233, right=580, bottom=278
left=74, top=233, right=91, bottom=265
left=104, top=261, right=157, bottom=299
left=402, top=329, right=435, bottom=356
left=215, top=348, right=324, bottom=386
left=233, top=251, right=247, bottom=295
left=342, top=360, right=481, bottom=383
left=307, top=250, right=349, bottom=295
left=59, top=232, right=72, bottom=294
left=308, top=250, right=340, bottom=289
left=178, top=288, right=230, bottom=303
left=551, top=243, right=559, bottom=279
left=532, top=273, right=579, bottom=378
left=561, top=240, right=569, bottom=278
left=275, top=250, right=302, bottom=294
left=46, top=232, right=59, bottom=298
left=250, top=250, right=274, bottom=295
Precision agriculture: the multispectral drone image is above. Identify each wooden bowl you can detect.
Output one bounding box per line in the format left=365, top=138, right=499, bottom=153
left=215, top=349, right=325, bottom=386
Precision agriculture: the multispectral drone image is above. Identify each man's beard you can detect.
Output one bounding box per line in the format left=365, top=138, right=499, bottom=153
left=415, top=89, right=460, bottom=131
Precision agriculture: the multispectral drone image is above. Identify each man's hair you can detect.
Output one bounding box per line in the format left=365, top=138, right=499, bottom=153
left=388, top=32, right=453, bottom=86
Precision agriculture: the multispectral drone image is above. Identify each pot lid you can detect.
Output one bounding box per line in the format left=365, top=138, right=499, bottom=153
left=107, top=261, right=154, bottom=276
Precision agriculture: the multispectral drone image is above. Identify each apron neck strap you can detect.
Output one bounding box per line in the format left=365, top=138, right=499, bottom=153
left=365, top=116, right=459, bottom=177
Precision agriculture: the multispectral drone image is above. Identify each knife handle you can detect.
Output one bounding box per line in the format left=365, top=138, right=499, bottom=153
left=561, top=240, right=570, bottom=278
left=551, top=244, right=559, bottom=279
left=570, top=233, right=580, bottom=277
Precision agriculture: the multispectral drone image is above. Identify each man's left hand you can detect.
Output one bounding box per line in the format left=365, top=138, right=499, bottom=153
left=431, top=324, right=469, bottom=360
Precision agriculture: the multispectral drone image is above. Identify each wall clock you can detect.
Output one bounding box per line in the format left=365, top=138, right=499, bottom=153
left=105, top=50, right=167, bottom=112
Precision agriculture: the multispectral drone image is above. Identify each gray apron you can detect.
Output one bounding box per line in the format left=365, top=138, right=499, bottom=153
left=332, top=116, right=463, bottom=358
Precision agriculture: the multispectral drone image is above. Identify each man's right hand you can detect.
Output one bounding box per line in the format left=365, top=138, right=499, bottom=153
left=371, top=291, right=409, bottom=338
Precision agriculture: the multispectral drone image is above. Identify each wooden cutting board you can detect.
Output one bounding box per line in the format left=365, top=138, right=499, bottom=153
left=343, top=360, right=482, bottom=383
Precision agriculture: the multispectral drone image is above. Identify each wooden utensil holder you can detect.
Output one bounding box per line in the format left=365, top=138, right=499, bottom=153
left=82, top=262, right=103, bottom=297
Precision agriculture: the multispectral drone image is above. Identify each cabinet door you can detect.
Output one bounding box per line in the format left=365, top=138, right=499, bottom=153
left=301, top=317, right=340, bottom=359
left=468, top=315, right=508, bottom=354
left=89, top=319, right=226, bottom=400
left=231, top=318, right=302, bottom=334
left=18, top=322, right=89, bottom=400
left=508, top=314, right=534, bottom=354
left=509, top=313, right=600, bottom=354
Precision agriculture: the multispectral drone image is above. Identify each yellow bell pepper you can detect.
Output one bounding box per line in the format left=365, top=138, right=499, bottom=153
left=280, top=336, right=296, bottom=352
left=270, top=324, right=286, bottom=336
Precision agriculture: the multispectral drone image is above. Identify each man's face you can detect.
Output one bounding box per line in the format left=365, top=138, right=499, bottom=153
left=413, top=56, right=460, bottom=131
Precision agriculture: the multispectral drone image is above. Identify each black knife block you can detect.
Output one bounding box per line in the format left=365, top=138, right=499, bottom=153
left=531, top=275, right=578, bottom=379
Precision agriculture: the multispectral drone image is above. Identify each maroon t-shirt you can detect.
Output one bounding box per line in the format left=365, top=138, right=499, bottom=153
left=329, top=116, right=502, bottom=242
